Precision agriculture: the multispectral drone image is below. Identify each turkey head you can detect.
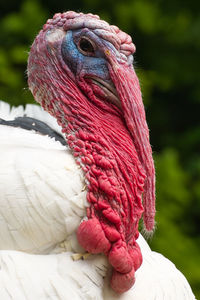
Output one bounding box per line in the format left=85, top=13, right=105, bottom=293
left=28, top=11, right=155, bottom=294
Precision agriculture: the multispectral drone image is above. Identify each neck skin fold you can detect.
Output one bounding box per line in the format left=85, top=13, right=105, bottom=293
left=28, top=29, right=155, bottom=293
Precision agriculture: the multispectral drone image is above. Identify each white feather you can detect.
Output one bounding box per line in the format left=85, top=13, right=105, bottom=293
left=0, top=100, right=63, bottom=136
left=0, top=101, right=196, bottom=299
left=0, top=101, right=24, bottom=120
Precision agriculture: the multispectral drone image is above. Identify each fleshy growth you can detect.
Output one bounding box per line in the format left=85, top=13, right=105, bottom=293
left=28, top=11, right=155, bottom=294
left=108, top=59, right=156, bottom=231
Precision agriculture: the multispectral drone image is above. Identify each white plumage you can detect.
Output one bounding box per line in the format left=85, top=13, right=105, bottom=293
left=0, top=101, right=196, bottom=300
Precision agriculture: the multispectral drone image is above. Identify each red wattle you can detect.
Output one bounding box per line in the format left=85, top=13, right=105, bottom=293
left=110, top=267, right=135, bottom=294
left=28, top=13, right=156, bottom=294
left=108, top=240, right=133, bottom=273
left=128, top=242, right=143, bottom=270
left=77, top=218, right=111, bottom=254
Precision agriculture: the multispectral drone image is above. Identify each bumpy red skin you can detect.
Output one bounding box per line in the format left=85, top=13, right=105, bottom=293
left=28, top=11, right=155, bottom=294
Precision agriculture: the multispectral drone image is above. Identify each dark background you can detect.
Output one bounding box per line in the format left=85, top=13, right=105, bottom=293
left=0, top=0, right=200, bottom=297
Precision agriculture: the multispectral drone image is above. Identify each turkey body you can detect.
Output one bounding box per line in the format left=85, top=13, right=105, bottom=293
left=0, top=101, right=196, bottom=300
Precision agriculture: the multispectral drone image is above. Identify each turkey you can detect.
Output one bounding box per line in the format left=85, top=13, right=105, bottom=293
left=0, top=11, right=196, bottom=300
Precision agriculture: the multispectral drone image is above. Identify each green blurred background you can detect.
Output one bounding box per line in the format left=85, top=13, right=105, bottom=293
left=0, top=0, right=200, bottom=298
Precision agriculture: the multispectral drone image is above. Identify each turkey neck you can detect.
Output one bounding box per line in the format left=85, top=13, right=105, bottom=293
left=28, top=28, right=146, bottom=293
left=50, top=77, right=146, bottom=243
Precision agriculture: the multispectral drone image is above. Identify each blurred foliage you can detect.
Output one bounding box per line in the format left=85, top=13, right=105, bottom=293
left=0, top=0, right=200, bottom=298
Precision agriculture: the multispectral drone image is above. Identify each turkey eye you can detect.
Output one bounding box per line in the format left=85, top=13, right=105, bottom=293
left=78, top=38, right=95, bottom=55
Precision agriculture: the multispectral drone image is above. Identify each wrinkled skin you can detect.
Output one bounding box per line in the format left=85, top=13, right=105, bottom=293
left=28, top=11, right=155, bottom=294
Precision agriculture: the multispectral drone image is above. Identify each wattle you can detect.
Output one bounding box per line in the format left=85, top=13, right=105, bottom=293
left=27, top=12, right=154, bottom=293
left=61, top=96, right=146, bottom=293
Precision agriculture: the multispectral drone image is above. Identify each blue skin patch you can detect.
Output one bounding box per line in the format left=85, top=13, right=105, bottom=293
left=61, top=30, right=110, bottom=81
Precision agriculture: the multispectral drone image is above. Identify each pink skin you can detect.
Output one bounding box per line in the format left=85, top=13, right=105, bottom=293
left=27, top=11, right=155, bottom=294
